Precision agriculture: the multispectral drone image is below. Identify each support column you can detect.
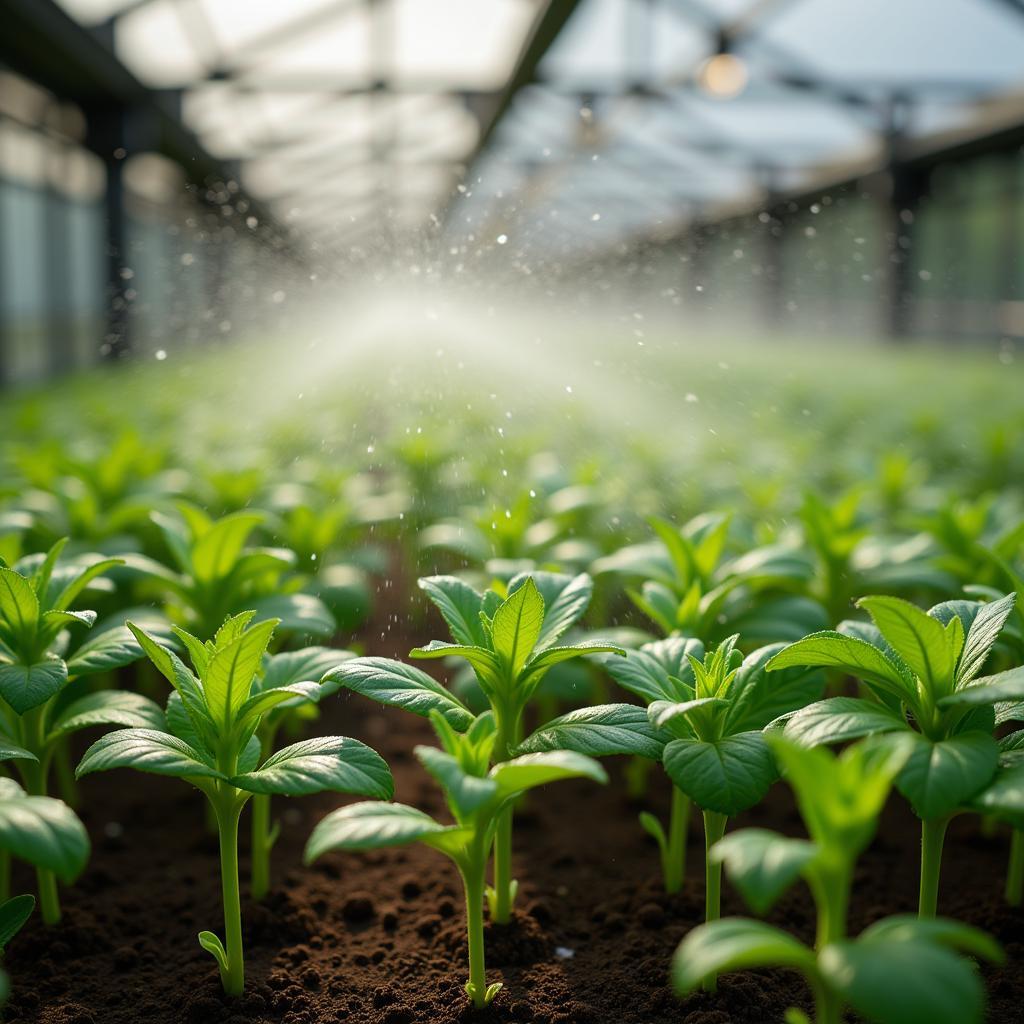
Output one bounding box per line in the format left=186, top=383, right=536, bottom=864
left=44, top=140, right=75, bottom=376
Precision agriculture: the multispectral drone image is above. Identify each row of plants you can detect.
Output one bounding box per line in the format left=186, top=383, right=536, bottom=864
left=2, top=525, right=1023, bottom=1021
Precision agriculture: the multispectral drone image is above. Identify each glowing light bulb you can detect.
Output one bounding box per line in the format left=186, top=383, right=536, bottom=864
left=697, top=53, right=748, bottom=99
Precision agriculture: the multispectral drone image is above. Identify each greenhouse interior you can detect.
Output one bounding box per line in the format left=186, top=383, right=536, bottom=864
left=2, top=2, right=1024, bottom=1023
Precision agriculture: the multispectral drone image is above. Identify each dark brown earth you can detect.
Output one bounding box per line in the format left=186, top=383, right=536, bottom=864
left=5, top=593, right=1024, bottom=1024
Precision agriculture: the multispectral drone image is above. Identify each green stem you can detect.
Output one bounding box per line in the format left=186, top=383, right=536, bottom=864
left=1006, top=828, right=1024, bottom=907
left=488, top=705, right=520, bottom=924
left=52, top=740, right=79, bottom=809
left=810, top=866, right=850, bottom=949
left=812, top=977, right=842, bottom=1024
left=624, top=754, right=652, bottom=799
left=490, top=808, right=515, bottom=924
left=250, top=793, right=273, bottom=901
left=461, top=849, right=489, bottom=1009
left=215, top=800, right=245, bottom=996
left=701, top=810, right=728, bottom=993
left=919, top=816, right=950, bottom=919
left=663, top=785, right=689, bottom=895
left=21, top=710, right=60, bottom=925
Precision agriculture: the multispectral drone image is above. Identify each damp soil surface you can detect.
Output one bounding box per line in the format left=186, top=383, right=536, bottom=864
left=7, top=610, right=1024, bottom=1024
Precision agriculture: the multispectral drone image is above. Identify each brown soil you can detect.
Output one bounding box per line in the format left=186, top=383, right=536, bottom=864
left=5, top=594, right=1023, bottom=1024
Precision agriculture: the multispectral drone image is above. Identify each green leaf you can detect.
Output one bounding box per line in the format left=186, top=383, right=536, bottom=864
left=955, top=593, right=1016, bottom=684
left=417, top=576, right=487, bottom=647
left=712, top=828, right=818, bottom=914
left=0, top=658, right=68, bottom=715
left=66, top=624, right=149, bottom=677
left=305, top=801, right=468, bottom=861
left=724, top=643, right=825, bottom=733
left=779, top=697, right=909, bottom=748
left=513, top=571, right=593, bottom=650
left=490, top=750, right=607, bottom=799
left=231, top=736, right=393, bottom=798
left=969, top=760, right=1024, bottom=824
left=41, top=609, right=96, bottom=633
left=647, top=697, right=725, bottom=732
left=896, top=733, right=999, bottom=820
left=234, top=681, right=323, bottom=733
left=767, top=631, right=915, bottom=706
left=170, top=626, right=211, bottom=676
left=491, top=577, right=545, bottom=675
left=0, top=894, right=35, bottom=949
left=0, top=568, right=39, bottom=650
left=51, top=558, right=122, bottom=613
left=203, top=618, right=278, bottom=726
left=521, top=640, right=626, bottom=686
left=260, top=646, right=351, bottom=694
left=663, top=732, right=776, bottom=815
left=190, top=511, right=263, bottom=583
left=0, top=741, right=36, bottom=763
left=415, top=746, right=498, bottom=816
left=606, top=637, right=703, bottom=704
left=857, top=596, right=955, bottom=694
left=517, top=704, right=666, bottom=760
left=198, top=930, right=229, bottom=975
left=48, top=690, right=165, bottom=738
left=939, top=666, right=1024, bottom=709
left=819, top=936, right=986, bottom=1024
left=76, top=728, right=224, bottom=781
left=250, top=593, right=335, bottom=638
left=671, top=918, right=815, bottom=994
left=858, top=915, right=1003, bottom=963
left=409, top=642, right=503, bottom=692
left=0, top=781, right=89, bottom=882
left=324, top=657, right=473, bottom=728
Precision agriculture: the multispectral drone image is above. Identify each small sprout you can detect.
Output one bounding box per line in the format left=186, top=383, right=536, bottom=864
left=76, top=614, right=392, bottom=996
left=768, top=591, right=1018, bottom=916
left=324, top=571, right=624, bottom=922
left=305, top=711, right=606, bottom=1009
left=673, top=737, right=1003, bottom=1024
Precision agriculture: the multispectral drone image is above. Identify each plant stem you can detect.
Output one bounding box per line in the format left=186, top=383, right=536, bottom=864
left=919, top=816, right=950, bottom=918
left=461, top=849, right=489, bottom=1009
left=491, top=808, right=514, bottom=924
left=1006, top=828, right=1024, bottom=906
left=215, top=800, right=245, bottom=996
left=21, top=709, right=60, bottom=925
left=663, top=785, right=689, bottom=895
left=489, top=705, right=519, bottom=924
left=52, top=740, right=79, bottom=809
left=812, top=978, right=842, bottom=1024
left=701, top=810, right=728, bottom=994
left=250, top=793, right=273, bottom=901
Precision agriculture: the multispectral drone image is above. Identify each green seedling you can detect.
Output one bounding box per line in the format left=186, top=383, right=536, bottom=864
left=305, top=711, right=606, bottom=1009
left=768, top=592, right=1017, bottom=916
left=324, top=571, right=624, bottom=922
left=0, top=539, right=160, bottom=921
left=246, top=645, right=351, bottom=900
left=521, top=636, right=821, bottom=938
left=76, top=614, right=392, bottom=996
left=673, top=736, right=1002, bottom=1024
left=593, top=512, right=826, bottom=645
left=799, top=490, right=954, bottom=623
left=123, top=504, right=335, bottom=640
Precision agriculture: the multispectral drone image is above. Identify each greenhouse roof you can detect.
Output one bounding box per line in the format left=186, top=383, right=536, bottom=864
left=48, top=0, right=1024, bottom=252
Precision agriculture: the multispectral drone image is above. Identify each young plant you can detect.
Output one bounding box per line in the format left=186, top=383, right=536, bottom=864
left=76, top=613, right=392, bottom=996
left=673, top=736, right=1002, bottom=1024
left=521, top=636, right=822, bottom=932
left=593, top=513, right=826, bottom=645
left=124, top=505, right=335, bottom=640
left=246, top=645, right=352, bottom=899
left=0, top=539, right=161, bottom=921
left=305, top=711, right=606, bottom=1009
left=767, top=592, right=1017, bottom=916
left=325, top=571, right=624, bottom=923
